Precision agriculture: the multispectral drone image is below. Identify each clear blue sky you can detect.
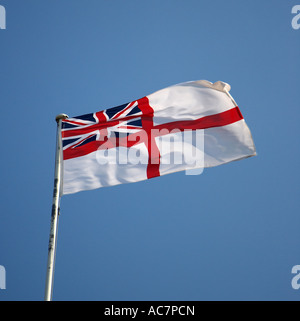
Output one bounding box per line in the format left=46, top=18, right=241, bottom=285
left=0, top=0, right=299, bottom=301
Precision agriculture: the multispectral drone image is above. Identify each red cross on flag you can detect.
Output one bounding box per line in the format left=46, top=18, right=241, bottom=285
left=61, top=80, right=256, bottom=195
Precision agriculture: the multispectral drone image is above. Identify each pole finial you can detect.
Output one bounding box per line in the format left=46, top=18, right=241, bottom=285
left=55, top=113, right=69, bottom=123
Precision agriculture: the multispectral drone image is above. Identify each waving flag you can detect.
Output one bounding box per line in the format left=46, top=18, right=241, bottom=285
left=61, top=80, right=256, bottom=195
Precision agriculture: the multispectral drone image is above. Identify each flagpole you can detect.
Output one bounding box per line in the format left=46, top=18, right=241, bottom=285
left=44, top=113, right=68, bottom=301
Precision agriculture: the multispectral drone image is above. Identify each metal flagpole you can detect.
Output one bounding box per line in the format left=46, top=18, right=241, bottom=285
left=44, top=113, right=68, bottom=301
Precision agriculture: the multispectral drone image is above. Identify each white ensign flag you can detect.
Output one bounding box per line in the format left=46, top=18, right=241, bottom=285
left=61, top=80, right=256, bottom=195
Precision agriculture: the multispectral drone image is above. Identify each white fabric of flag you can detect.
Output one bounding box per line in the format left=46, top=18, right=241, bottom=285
left=61, top=80, right=256, bottom=195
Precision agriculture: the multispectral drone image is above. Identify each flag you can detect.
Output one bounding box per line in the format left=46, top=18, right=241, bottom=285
left=61, top=80, right=256, bottom=195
